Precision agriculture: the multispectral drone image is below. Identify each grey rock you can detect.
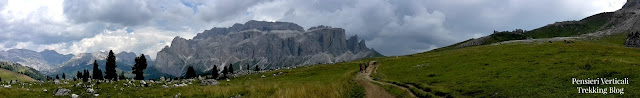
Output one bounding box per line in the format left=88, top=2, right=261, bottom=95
left=71, top=94, right=78, bottom=98
left=625, top=31, right=640, bottom=48
left=54, top=88, right=71, bottom=96
left=200, top=79, right=219, bottom=86
left=155, top=21, right=382, bottom=76
left=86, top=88, right=95, bottom=94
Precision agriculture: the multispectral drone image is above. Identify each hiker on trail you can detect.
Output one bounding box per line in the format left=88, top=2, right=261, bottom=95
left=364, top=63, right=368, bottom=73
left=359, top=64, right=364, bottom=73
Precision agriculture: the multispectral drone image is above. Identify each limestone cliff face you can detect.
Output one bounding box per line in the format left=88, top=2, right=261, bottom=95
left=155, top=20, right=382, bottom=76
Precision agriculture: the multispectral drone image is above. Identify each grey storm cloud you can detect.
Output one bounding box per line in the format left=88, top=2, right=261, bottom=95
left=0, top=0, right=625, bottom=57
left=63, top=0, right=153, bottom=26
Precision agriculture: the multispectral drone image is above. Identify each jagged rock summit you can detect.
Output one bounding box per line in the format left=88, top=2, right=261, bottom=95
left=155, top=20, right=382, bottom=76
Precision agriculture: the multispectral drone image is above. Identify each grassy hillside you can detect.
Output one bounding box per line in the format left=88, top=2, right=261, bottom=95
left=0, top=62, right=47, bottom=81
left=371, top=33, right=640, bottom=97
left=0, top=59, right=369, bottom=97
left=444, top=12, right=614, bottom=50
left=0, top=68, right=35, bottom=82
left=524, top=12, right=613, bottom=38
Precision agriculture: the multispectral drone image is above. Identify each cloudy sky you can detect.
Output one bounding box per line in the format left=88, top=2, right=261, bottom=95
left=0, top=0, right=626, bottom=58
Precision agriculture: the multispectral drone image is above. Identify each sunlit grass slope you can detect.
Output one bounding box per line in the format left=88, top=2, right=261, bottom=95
left=0, top=60, right=369, bottom=97
left=371, top=34, right=640, bottom=97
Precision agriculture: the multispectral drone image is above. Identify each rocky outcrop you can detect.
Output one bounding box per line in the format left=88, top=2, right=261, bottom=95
left=588, top=0, right=640, bottom=36
left=622, top=0, right=640, bottom=11
left=200, top=79, right=219, bottom=86
left=625, top=31, right=640, bottom=47
left=54, top=88, right=71, bottom=96
left=155, top=20, right=382, bottom=76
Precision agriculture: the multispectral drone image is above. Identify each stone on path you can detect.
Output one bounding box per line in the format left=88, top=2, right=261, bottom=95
left=54, top=88, right=71, bottom=96
left=200, top=79, right=220, bottom=86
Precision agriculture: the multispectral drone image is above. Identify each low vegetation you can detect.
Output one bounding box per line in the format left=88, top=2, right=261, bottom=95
left=0, top=60, right=366, bottom=97
left=371, top=33, right=640, bottom=97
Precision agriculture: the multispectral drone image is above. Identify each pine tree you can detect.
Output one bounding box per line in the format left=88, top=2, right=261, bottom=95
left=221, top=65, right=228, bottom=78
left=119, top=71, right=125, bottom=80
left=76, top=71, right=82, bottom=79
left=185, top=66, right=196, bottom=79
left=104, top=50, right=117, bottom=80
left=56, top=74, right=59, bottom=80
left=254, top=65, right=260, bottom=71
left=0, top=77, right=2, bottom=82
left=82, top=70, right=89, bottom=82
left=132, top=54, right=147, bottom=80
left=62, top=73, right=66, bottom=80
left=212, top=65, right=219, bottom=79
left=92, top=60, right=104, bottom=80
left=229, top=64, right=234, bottom=74
left=246, top=64, right=250, bottom=70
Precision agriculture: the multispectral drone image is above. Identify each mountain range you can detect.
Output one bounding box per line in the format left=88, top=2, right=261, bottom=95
left=155, top=20, right=382, bottom=76
left=0, top=49, right=166, bottom=79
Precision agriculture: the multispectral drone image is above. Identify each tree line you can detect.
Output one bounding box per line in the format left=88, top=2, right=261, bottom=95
left=54, top=50, right=267, bottom=81
left=184, top=63, right=261, bottom=80
left=56, top=50, right=147, bottom=82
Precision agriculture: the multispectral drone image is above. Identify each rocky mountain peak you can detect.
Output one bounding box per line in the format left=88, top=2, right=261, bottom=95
left=155, top=20, right=382, bottom=76
left=308, top=25, right=333, bottom=31
left=622, top=0, right=640, bottom=10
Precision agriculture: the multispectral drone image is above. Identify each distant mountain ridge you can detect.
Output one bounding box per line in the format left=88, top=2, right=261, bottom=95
left=0, top=49, right=165, bottom=79
left=155, top=20, right=382, bottom=76
left=0, top=49, right=73, bottom=72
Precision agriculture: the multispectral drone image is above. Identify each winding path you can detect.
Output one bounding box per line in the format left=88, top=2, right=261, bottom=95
left=355, top=61, right=417, bottom=98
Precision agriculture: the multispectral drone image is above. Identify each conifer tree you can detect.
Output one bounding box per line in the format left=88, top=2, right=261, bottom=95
left=119, top=71, right=126, bottom=80
left=254, top=65, right=260, bottom=71
left=76, top=71, right=82, bottom=79
left=104, top=50, right=117, bottom=80
left=212, top=65, right=219, bottom=79
left=185, top=66, right=196, bottom=79
left=62, top=73, right=66, bottom=80
left=132, top=54, right=147, bottom=80
left=82, top=70, right=90, bottom=82
left=229, top=64, right=234, bottom=74
left=222, top=65, right=228, bottom=78
left=92, top=60, right=103, bottom=80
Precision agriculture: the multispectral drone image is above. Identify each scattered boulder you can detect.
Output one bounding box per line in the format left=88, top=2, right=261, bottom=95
left=200, top=79, right=220, bottom=86
left=625, top=31, right=640, bottom=48
left=173, top=83, right=188, bottom=87
left=86, top=88, right=95, bottom=94
left=70, top=94, right=79, bottom=98
left=2, top=84, right=10, bottom=88
left=54, top=88, right=71, bottom=96
left=140, top=81, right=147, bottom=86
left=174, top=93, right=181, bottom=98
left=198, top=76, right=205, bottom=80
left=261, top=75, right=266, bottom=78
left=54, top=80, right=61, bottom=84
left=160, top=77, right=166, bottom=81
left=43, top=89, right=47, bottom=92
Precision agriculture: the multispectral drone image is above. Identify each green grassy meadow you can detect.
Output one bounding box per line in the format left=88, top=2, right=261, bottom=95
left=371, top=33, right=640, bottom=97
left=0, top=69, right=35, bottom=82
left=0, top=60, right=368, bottom=97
